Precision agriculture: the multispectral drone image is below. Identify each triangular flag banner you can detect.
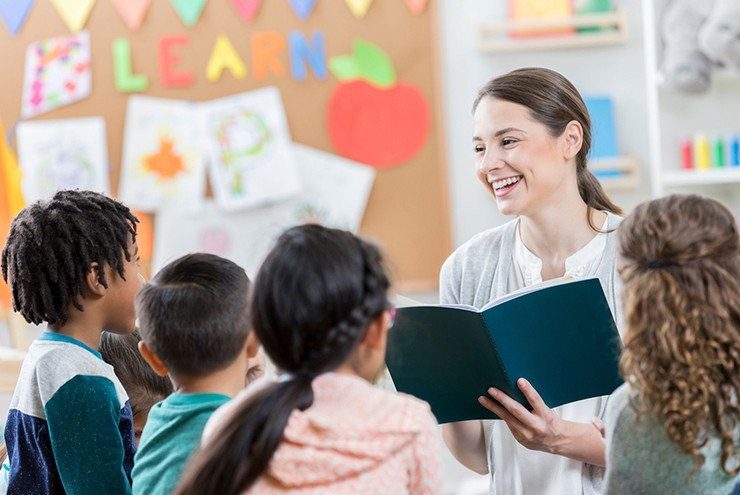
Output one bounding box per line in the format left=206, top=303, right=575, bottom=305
left=344, top=0, right=372, bottom=18
left=0, top=0, right=35, bottom=35
left=230, top=0, right=261, bottom=23
left=111, top=0, right=153, bottom=31
left=287, top=0, right=316, bottom=20
left=404, top=0, right=428, bottom=15
left=170, top=0, right=207, bottom=27
left=50, top=0, right=96, bottom=32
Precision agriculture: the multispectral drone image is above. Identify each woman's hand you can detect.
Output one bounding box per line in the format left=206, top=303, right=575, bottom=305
left=478, top=378, right=565, bottom=453
left=478, top=378, right=606, bottom=466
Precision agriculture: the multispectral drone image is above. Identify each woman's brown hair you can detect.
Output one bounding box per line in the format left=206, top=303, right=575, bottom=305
left=618, top=194, right=739, bottom=476
left=473, top=67, right=622, bottom=230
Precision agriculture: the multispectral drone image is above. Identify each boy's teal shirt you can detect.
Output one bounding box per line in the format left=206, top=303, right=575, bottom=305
left=132, top=392, right=231, bottom=495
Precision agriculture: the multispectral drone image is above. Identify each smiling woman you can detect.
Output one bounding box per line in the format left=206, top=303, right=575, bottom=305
left=440, top=68, right=624, bottom=495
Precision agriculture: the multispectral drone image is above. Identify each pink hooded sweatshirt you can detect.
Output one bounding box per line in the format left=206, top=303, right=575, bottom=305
left=204, top=372, right=441, bottom=494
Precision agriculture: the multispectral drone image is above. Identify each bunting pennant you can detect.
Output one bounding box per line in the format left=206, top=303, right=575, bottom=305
left=344, top=0, right=373, bottom=19
left=111, top=0, right=153, bottom=31
left=49, top=0, right=96, bottom=32
left=0, top=0, right=35, bottom=35
left=170, top=0, right=207, bottom=28
left=287, top=0, right=316, bottom=20
left=230, top=0, right=261, bottom=23
left=404, top=0, right=428, bottom=15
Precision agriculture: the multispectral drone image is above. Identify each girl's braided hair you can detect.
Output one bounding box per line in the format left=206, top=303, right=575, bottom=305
left=175, top=224, right=391, bottom=495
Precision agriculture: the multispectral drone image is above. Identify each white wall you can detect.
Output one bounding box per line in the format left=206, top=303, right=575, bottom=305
left=437, top=0, right=652, bottom=248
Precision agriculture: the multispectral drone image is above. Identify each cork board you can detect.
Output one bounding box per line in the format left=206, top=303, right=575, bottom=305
left=0, top=0, right=451, bottom=291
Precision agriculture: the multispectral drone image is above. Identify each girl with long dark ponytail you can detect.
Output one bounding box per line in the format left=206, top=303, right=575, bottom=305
left=175, top=224, right=440, bottom=494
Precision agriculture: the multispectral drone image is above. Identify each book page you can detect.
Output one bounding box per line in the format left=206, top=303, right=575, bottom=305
left=481, top=276, right=597, bottom=312
left=392, top=294, right=477, bottom=312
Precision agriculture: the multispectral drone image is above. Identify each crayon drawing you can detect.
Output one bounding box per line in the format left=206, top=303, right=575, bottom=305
left=21, top=31, right=92, bottom=118
left=199, top=87, right=302, bottom=211
left=153, top=144, right=375, bottom=276
left=119, top=96, right=205, bottom=213
left=15, top=117, right=109, bottom=203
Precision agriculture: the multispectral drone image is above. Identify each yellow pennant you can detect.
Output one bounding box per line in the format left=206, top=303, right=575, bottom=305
left=50, top=0, right=96, bottom=32
left=344, top=0, right=373, bottom=18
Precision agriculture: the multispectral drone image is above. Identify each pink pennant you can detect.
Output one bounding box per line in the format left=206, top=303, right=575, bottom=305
left=111, top=0, right=153, bottom=31
left=403, top=0, right=428, bottom=15
left=229, top=0, right=261, bottom=23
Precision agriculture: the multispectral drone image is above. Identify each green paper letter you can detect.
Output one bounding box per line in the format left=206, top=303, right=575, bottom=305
left=113, top=38, right=149, bottom=93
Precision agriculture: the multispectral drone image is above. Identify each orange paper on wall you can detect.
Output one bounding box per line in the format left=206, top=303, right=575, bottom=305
left=0, top=118, right=25, bottom=310
left=132, top=210, right=154, bottom=278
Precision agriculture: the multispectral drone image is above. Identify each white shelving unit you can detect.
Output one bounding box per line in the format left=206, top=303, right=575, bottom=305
left=642, top=0, right=740, bottom=208
left=478, top=10, right=628, bottom=53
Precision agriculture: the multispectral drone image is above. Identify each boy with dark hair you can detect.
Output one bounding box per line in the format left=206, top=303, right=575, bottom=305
left=1, top=190, right=141, bottom=495
left=132, top=252, right=259, bottom=495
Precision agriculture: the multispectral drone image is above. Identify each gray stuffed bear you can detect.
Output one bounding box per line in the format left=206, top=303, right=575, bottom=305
left=661, top=0, right=740, bottom=94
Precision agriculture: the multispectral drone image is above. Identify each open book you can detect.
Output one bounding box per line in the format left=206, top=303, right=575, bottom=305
left=385, top=277, right=623, bottom=424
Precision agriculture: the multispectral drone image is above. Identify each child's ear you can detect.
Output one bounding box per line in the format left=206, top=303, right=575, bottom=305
left=245, top=331, right=261, bottom=359
left=85, top=263, right=107, bottom=297
left=138, top=341, right=169, bottom=377
left=361, top=311, right=391, bottom=351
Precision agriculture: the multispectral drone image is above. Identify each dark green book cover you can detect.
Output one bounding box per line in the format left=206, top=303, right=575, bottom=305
left=385, top=277, right=623, bottom=424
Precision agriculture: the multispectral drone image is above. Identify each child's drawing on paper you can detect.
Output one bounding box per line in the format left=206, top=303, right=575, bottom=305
left=289, top=144, right=375, bottom=232
left=196, top=227, right=233, bottom=258
left=215, top=111, right=272, bottom=196
left=143, top=137, right=188, bottom=179
left=200, top=87, right=301, bottom=211
left=21, top=31, right=92, bottom=119
left=15, top=117, right=109, bottom=203
left=152, top=145, right=376, bottom=279
left=153, top=202, right=296, bottom=277
left=119, top=96, right=205, bottom=213
left=293, top=202, right=331, bottom=225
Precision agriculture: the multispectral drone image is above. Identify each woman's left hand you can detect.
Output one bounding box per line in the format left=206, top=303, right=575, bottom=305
left=478, top=377, right=607, bottom=466
left=478, top=377, right=566, bottom=454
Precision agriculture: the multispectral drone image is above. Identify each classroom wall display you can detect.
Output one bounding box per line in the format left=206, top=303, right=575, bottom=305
left=15, top=117, right=109, bottom=203
left=154, top=143, right=374, bottom=275
left=0, top=0, right=450, bottom=290
left=119, top=95, right=205, bottom=213
left=199, top=87, right=302, bottom=211
left=21, top=31, right=91, bottom=118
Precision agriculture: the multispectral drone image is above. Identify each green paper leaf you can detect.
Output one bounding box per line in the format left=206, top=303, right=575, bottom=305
left=328, top=55, right=361, bottom=82
left=329, top=39, right=396, bottom=87
left=354, top=40, right=395, bottom=86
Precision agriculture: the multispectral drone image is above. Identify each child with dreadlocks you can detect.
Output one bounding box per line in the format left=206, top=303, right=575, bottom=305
left=0, top=190, right=142, bottom=495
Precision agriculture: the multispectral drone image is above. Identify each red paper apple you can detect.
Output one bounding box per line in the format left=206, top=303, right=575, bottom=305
left=327, top=40, right=430, bottom=169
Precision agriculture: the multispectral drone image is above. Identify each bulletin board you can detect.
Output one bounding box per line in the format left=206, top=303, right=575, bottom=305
left=0, top=0, right=451, bottom=291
